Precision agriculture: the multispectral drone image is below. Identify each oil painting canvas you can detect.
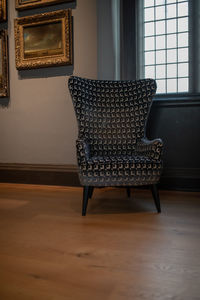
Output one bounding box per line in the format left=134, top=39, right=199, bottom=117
left=23, top=22, right=63, bottom=59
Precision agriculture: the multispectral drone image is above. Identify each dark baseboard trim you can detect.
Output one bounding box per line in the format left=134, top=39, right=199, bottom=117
left=0, top=164, right=199, bottom=191
left=0, top=163, right=80, bottom=187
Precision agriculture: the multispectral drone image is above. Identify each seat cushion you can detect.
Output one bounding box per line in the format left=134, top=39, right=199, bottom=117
left=78, top=155, right=163, bottom=186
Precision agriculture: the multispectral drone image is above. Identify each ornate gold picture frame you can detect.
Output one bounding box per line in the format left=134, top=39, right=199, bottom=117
left=0, top=30, right=9, bottom=97
left=16, top=0, right=73, bottom=10
left=0, top=0, right=7, bottom=22
left=14, top=9, right=73, bottom=70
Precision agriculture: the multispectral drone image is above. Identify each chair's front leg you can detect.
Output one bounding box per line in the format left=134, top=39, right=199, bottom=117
left=151, top=184, right=161, bottom=213
left=126, top=187, right=131, bottom=198
left=88, top=186, right=94, bottom=199
left=82, top=186, right=89, bottom=216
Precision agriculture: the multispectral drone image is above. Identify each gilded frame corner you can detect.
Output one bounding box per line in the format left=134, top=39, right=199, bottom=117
left=16, top=0, right=73, bottom=10
left=14, top=9, right=73, bottom=70
left=0, top=0, right=7, bottom=22
left=0, top=30, right=9, bottom=98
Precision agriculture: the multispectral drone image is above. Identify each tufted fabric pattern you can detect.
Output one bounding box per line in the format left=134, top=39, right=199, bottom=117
left=68, top=76, right=163, bottom=186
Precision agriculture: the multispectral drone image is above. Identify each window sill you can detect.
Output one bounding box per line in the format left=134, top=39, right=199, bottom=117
left=153, top=93, right=200, bottom=107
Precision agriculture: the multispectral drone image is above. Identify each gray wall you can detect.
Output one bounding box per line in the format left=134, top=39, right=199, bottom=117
left=0, top=0, right=97, bottom=165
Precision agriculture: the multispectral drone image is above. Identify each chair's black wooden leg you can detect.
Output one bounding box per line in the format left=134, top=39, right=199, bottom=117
left=82, top=186, right=89, bottom=216
left=151, top=184, right=161, bottom=213
left=127, top=187, right=131, bottom=198
left=88, top=186, right=94, bottom=199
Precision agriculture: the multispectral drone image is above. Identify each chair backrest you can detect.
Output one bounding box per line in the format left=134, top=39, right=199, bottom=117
left=68, top=76, right=157, bottom=157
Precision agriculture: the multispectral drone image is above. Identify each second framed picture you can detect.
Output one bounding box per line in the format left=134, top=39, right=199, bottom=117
left=14, top=9, right=73, bottom=70
left=16, top=0, right=74, bottom=10
left=0, top=0, right=7, bottom=22
left=0, top=30, right=9, bottom=97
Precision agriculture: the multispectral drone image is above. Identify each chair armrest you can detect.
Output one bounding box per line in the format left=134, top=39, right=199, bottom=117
left=76, top=139, right=90, bottom=165
left=136, top=138, right=163, bottom=160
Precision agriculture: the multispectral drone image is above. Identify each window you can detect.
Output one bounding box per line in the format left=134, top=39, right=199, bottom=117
left=121, top=0, right=200, bottom=96
left=143, top=0, right=189, bottom=94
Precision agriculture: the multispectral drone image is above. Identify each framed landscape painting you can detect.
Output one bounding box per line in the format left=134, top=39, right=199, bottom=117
left=16, top=0, right=74, bottom=10
left=0, top=0, right=7, bottom=22
left=0, top=30, right=9, bottom=97
left=14, top=9, right=73, bottom=70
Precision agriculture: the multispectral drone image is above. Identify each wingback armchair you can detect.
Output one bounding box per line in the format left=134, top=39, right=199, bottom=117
left=68, top=76, right=163, bottom=215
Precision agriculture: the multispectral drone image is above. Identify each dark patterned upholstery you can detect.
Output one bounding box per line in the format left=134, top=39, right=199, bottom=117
left=68, top=76, right=163, bottom=187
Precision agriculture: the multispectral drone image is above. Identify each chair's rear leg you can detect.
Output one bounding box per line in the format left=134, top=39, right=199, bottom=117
left=127, top=187, right=131, bottom=198
left=151, top=184, right=161, bottom=213
left=88, top=186, right=94, bottom=199
left=82, top=186, right=89, bottom=216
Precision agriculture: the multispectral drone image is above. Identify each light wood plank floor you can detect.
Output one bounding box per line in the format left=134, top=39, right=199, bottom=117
left=0, top=183, right=200, bottom=300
